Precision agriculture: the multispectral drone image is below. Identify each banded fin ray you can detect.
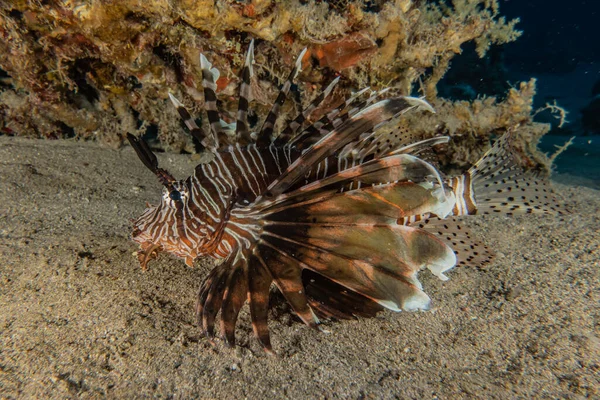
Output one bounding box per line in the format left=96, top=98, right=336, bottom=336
left=256, top=48, right=308, bottom=146
left=235, top=40, right=255, bottom=145
left=126, top=133, right=176, bottom=190
left=289, top=87, right=377, bottom=152
left=219, top=262, right=248, bottom=347
left=274, top=76, right=341, bottom=146
left=200, top=53, right=230, bottom=147
left=168, top=93, right=214, bottom=152
left=196, top=253, right=232, bottom=340
left=245, top=252, right=275, bottom=353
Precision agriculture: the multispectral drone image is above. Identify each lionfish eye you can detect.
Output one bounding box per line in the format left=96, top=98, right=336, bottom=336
left=169, top=190, right=182, bottom=201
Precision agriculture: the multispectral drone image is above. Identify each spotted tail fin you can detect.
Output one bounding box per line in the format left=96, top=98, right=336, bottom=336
left=450, top=132, right=569, bottom=217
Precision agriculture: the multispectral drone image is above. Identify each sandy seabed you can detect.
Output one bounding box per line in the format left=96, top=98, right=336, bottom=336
left=0, top=136, right=598, bottom=399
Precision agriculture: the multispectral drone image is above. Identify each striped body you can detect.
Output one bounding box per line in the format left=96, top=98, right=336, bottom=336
left=133, top=141, right=449, bottom=264
left=449, top=174, right=477, bottom=216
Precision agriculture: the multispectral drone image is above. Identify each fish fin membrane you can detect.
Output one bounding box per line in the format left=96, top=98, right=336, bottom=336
left=465, top=132, right=570, bottom=216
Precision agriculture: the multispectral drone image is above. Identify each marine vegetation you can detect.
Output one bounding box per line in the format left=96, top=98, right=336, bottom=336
left=128, top=44, right=567, bottom=352
left=0, top=0, right=559, bottom=169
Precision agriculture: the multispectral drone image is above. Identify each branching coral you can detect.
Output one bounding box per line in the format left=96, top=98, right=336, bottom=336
left=0, top=0, right=551, bottom=169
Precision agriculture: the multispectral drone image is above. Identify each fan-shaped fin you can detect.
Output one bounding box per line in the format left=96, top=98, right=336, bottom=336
left=259, top=223, right=456, bottom=311
left=303, top=270, right=384, bottom=319
left=256, top=48, right=308, bottom=146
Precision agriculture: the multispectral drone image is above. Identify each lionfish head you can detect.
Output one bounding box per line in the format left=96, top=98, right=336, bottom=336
left=132, top=180, right=197, bottom=266
left=126, top=134, right=209, bottom=269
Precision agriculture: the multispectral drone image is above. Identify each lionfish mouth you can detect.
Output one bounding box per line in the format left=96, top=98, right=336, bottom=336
left=130, top=219, right=163, bottom=270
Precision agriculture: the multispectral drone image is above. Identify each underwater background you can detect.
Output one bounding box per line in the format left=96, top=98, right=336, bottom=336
left=438, top=0, right=599, bottom=186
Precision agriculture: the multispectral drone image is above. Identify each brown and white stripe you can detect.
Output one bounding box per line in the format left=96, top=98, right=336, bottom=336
left=448, top=173, right=478, bottom=216
left=200, top=53, right=229, bottom=146
left=235, top=40, right=255, bottom=145
left=257, top=48, right=307, bottom=146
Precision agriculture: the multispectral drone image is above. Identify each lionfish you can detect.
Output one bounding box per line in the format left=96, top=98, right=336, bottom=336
left=127, top=42, right=565, bottom=353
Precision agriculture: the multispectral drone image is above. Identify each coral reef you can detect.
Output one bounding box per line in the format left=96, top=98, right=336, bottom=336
left=0, top=0, right=554, bottom=169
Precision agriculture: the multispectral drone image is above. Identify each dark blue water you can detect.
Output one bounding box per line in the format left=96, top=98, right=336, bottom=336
left=439, top=0, right=600, bottom=187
